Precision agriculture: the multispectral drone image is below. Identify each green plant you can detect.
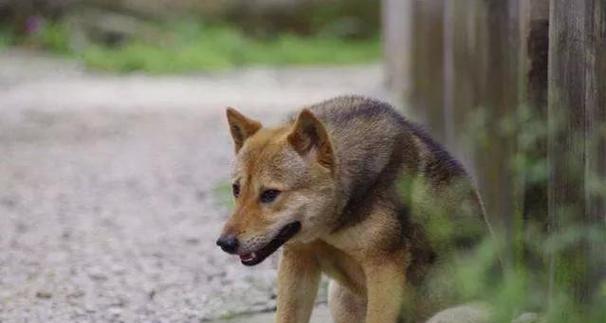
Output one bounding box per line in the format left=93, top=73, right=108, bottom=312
left=1, top=19, right=380, bottom=73
left=0, top=26, right=15, bottom=50
left=23, top=21, right=71, bottom=53
left=443, top=106, right=606, bottom=323
left=78, top=23, right=380, bottom=73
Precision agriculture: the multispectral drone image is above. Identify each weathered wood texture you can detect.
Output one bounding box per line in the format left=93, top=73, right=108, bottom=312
left=385, top=0, right=524, bottom=245
left=382, top=0, right=414, bottom=101
left=517, top=0, right=551, bottom=274
left=383, top=0, right=605, bottom=303
left=548, top=0, right=606, bottom=303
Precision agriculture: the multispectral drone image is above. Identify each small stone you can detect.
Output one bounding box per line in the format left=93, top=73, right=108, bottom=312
left=36, top=291, right=52, bottom=299
left=88, top=267, right=108, bottom=281
left=108, top=306, right=123, bottom=316
left=184, top=237, right=200, bottom=245
left=512, top=313, right=540, bottom=323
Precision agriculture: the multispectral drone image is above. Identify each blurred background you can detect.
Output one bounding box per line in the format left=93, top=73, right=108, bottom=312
left=0, top=0, right=380, bottom=72
left=0, top=0, right=604, bottom=322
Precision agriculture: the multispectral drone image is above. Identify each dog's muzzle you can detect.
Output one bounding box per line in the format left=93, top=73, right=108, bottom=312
left=216, top=221, right=301, bottom=266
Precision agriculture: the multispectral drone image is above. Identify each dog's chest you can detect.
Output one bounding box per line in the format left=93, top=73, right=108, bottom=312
left=314, top=243, right=366, bottom=295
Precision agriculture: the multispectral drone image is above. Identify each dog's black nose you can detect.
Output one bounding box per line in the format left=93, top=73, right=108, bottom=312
left=216, top=235, right=239, bottom=254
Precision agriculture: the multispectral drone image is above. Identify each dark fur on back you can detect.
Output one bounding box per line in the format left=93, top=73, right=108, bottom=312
left=302, top=95, right=472, bottom=220
left=307, top=96, right=467, bottom=183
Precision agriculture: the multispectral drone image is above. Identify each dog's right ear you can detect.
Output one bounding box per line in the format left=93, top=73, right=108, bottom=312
left=288, top=109, right=334, bottom=170
left=226, top=107, right=262, bottom=153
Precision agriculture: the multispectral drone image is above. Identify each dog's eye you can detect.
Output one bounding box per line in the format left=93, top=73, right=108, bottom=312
left=260, top=189, right=280, bottom=203
left=232, top=183, right=240, bottom=198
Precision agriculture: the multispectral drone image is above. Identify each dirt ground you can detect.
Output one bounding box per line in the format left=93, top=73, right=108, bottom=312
left=0, top=51, right=390, bottom=322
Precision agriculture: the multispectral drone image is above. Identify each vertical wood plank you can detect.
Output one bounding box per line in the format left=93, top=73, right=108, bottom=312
left=472, top=0, right=520, bottom=257
left=410, top=0, right=446, bottom=141
left=442, top=0, right=455, bottom=149
left=548, top=0, right=606, bottom=304
left=519, top=0, right=550, bottom=112
left=548, top=0, right=587, bottom=303
left=583, top=0, right=606, bottom=299
left=518, top=0, right=550, bottom=271
left=519, top=0, right=550, bottom=220
left=449, top=0, right=483, bottom=171
left=382, top=0, right=414, bottom=103
left=584, top=0, right=606, bottom=225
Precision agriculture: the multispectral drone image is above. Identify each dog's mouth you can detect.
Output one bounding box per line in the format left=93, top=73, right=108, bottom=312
left=238, top=221, right=301, bottom=266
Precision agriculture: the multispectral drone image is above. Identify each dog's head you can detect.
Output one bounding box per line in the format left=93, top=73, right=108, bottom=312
left=216, top=107, right=338, bottom=266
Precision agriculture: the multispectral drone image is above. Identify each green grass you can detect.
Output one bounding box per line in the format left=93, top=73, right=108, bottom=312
left=0, top=27, right=15, bottom=50
left=34, top=22, right=71, bottom=54
left=81, top=26, right=380, bottom=73
left=19, top=21, right=380, bottom=73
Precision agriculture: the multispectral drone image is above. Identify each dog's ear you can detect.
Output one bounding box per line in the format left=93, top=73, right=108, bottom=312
left=226, top=107, right=262, bottom=153
left=288, top=109, right=334, bottom=170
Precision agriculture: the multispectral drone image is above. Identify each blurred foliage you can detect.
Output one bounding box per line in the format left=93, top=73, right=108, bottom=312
left=226, top=0, right=380, bottom=39
left=0, top=26, right=14, bottom=49
left=0, top=0, right=381, bottom=73
left=437, top=105, right=606, bottom=323
left=444, top=230, right=606, bottom=322
left=30, top=20, right=71, bottom=53
left=76, top=22, right=380, bottom=73
left=0, top=1, right=379, bottom=38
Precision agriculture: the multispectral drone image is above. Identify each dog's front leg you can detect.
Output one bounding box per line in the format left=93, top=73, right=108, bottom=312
left=363, top=252, right=408, bottom=323
left=275, top=244, right=321, bottom=323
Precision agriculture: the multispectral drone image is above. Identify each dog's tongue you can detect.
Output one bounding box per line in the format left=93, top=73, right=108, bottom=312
left=239, top=253, right=256, bottom=262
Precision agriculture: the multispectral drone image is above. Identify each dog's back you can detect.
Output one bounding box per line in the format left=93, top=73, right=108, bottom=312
left=307, top=96, right=490, bottom=312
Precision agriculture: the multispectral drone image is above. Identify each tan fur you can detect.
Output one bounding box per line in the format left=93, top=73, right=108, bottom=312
left=218, top=96, right=492, bottom=323
left=328, top=280, right=366, bottom=323
left=276, top=243, right=322, bottom=323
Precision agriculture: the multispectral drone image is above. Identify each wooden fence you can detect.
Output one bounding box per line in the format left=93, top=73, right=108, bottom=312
left=383, top=0, right=605, bottom=303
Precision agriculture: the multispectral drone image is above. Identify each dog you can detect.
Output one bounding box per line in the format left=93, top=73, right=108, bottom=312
left=216, top=96, right=492, bottom=323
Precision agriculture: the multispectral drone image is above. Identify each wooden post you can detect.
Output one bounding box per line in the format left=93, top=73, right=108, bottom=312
left=410, top=0, right=446, bottom=141
left=447, top=0, right=483, bottom=170
left=382, top=0, right=414, bottom=104
left=518, top=0, right=550, bottom=271
left=587, top=0, right=606, bottom=295
left=471, top=0, right=521, bottom=261
left=548, top=0, right=606, bottom=306
left=519, top=0, right=550, bottom=113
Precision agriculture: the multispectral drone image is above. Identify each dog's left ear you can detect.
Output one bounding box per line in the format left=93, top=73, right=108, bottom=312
left=288, top=109, right=334, bottom=170
left=226, top=107, right=262, bottom=153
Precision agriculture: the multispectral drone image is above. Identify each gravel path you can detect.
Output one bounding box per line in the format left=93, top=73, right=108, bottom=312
left=0, top=51, right=390, bottom=322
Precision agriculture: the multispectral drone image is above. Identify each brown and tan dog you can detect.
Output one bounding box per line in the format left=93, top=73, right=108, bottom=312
left=216, top=96, right=491, bottom=323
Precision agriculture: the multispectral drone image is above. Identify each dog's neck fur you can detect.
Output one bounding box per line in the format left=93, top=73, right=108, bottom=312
left=300, top=97, right=421, bottom=231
